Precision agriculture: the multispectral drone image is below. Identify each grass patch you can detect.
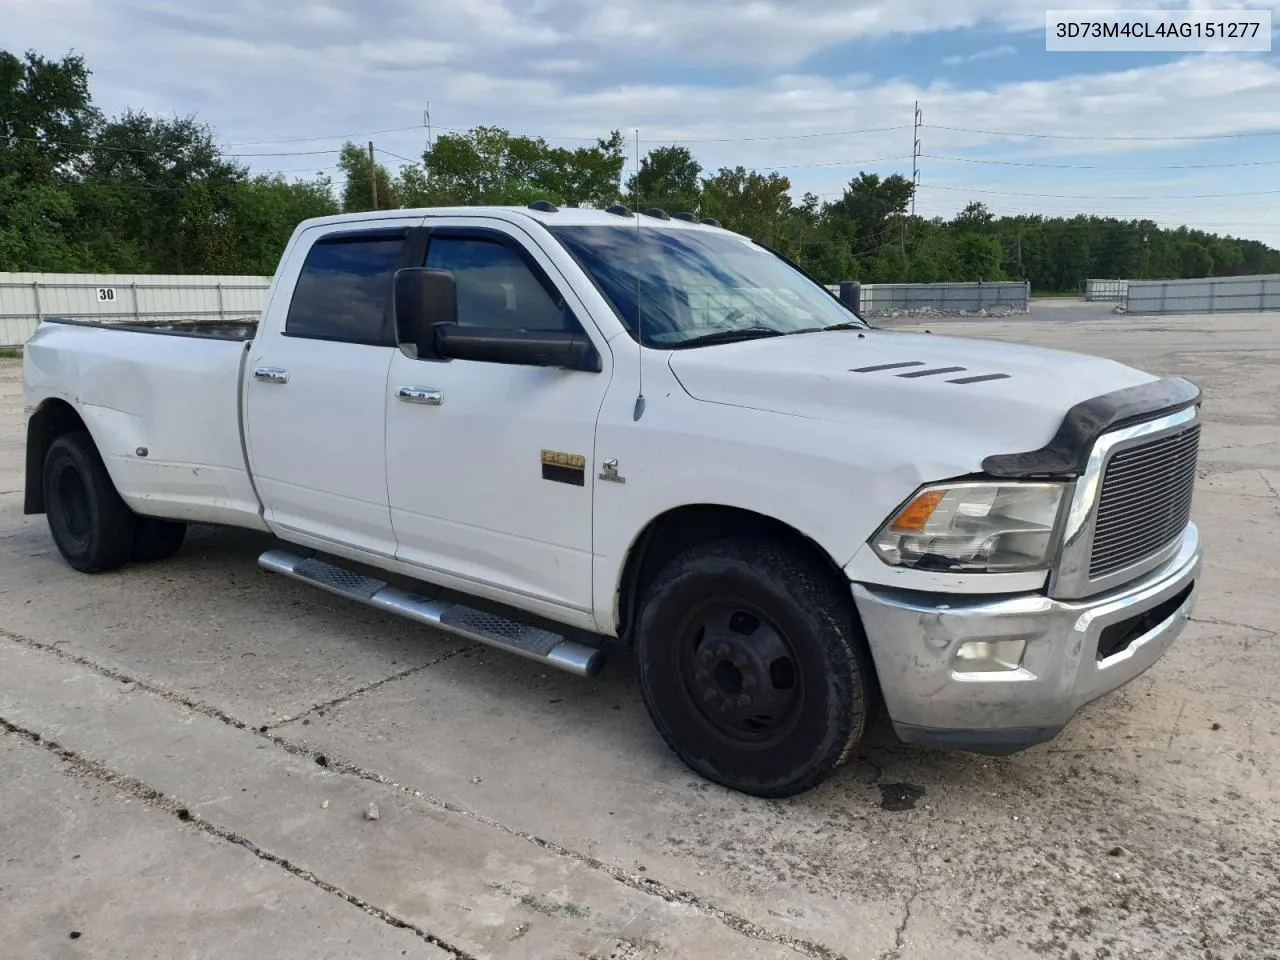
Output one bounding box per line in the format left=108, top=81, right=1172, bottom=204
left=0, top=347, right=23, bottom=359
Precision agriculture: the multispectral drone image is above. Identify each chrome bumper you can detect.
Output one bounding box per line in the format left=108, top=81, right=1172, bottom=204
left=851, top=523, right=1201, bottom=753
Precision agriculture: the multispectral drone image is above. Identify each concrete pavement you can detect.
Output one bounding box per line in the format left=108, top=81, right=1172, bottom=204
left=2, top=309, right=1278, bottom=959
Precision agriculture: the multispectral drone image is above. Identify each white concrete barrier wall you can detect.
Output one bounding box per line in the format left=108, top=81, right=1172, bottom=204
left=1124, top=275, right=1280, bottom=314
left=825, top=281, right=1030, bottom=313
left=0, top=273, right=272, bottom=346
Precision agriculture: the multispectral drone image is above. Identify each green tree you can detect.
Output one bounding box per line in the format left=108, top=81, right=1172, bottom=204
left=338, top=142, right=398, bottom=212
left=700, top=166, right=796, bottom=248
left=871, top=246, right=910, bottom=283
left=826, top=173, right=915, bottom=273
left=0, top=49, right=102, bottom=183
left=71, top=110, right=248, bottom=272
left=7, top=46, right=1280, bottom=288
left=0, top=177, right=82, bottom=270
left=419, top=126, right=624, bottom=207
left=228, top=174, right=339, bottom=274
left=952, top=233, right=1005, bottom=281
left=536, top=132, right=626, bottom=207
left=951, top=200, right=994, bottom=231
left=1179, top=242, right=1214, bottom=278
left=627, top=145, right=701, bottom=214
left=0, top=49, right=101, bottom=270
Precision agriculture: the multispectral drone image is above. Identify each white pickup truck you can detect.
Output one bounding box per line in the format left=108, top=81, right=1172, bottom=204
left=22, top=203, right=1203, bottom=796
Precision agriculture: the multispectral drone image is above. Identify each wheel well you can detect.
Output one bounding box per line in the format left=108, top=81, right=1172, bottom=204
left=24, top=399, right=88, bottom=515
left=615, top=505, right=848, bottom=643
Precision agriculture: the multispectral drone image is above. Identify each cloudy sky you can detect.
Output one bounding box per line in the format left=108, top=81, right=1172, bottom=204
left=7, top=0, right=1280, bottom=245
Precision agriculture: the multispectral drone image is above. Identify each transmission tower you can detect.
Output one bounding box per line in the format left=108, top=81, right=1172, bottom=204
left=911, top=101, right=922, bottom=216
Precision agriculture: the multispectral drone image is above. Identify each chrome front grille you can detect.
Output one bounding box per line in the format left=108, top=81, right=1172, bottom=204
left=1089, top=423, right=1200, bottom=579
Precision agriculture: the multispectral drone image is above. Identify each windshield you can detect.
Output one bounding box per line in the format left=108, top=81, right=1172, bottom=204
left=547, top=225, right=865, bottom=347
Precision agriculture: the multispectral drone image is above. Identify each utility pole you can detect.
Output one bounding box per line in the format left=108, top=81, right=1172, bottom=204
left=911, top=100, right=922, bottom=217
left=423, top=103, right=433, bottom=185
left=368, top=141, right=378, bottom=209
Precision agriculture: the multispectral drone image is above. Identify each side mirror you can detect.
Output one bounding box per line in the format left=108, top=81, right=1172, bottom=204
left=394, top=267, right=457, bottom=357
left=434, top=326, right=601, bottom=372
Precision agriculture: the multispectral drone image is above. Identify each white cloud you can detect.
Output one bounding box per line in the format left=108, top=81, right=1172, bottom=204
left=563, top=0, right=1280, bottom=67
left=943, top=45, right=1017, bottom=65
left=4, top=0, right=1280, bottom=244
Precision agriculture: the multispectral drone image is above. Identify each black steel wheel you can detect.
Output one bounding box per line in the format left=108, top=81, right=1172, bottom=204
left=673, top=598, right=805, bottom=749
left=636, top=538, right=874, bottom=797
left=43, top=430, right=137, bottom=573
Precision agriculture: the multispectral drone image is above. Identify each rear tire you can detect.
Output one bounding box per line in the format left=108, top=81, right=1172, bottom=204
left=635, top=538, right=874, bottom=798
left=132, top=517, right=187, bottom=563
left=43, top=431, right=137, bottom=573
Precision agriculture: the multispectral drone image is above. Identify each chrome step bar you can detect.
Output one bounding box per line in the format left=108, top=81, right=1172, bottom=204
left=258, top=550, right=604, bottom=678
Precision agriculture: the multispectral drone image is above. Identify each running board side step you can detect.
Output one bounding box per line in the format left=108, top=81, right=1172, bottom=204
left=258, top=550, right=604, bottom=678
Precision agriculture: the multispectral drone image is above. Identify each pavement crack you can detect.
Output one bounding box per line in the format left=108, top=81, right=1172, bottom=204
left=1, top=628, right=256, bottom=731
left=0, top=627, right=844, bottom=959
left=261, top=733, right=848, bottom=960
left=1189, top=616, right=1279, bottom=637
left=886, top=846, right=924, bottom=960
left=1260, top=472, right=1280, bottom=500
left=0, top=714, right=475, bottom=960
left=263, top=646, right=470, bottom=731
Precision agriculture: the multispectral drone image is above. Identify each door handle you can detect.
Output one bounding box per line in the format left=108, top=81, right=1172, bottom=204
left=254, top=366, right=290, bottom=384
left=398, top=386, right=444, bottom=406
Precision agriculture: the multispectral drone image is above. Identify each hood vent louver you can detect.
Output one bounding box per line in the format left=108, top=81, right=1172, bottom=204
left=851, top=361, right=924, bottom=373
left=898, top=366, right=967, bottom=379
left=850, top=362, right=1011, bottom=384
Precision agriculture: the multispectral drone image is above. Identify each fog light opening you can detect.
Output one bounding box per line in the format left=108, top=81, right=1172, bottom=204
left=954, top=639, right=1027, bottom=674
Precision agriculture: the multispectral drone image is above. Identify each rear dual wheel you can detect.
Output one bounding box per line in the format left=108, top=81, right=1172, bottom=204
left=636, top=538, right=874, bottom=798
left=44, top=431, right=186, bottom=572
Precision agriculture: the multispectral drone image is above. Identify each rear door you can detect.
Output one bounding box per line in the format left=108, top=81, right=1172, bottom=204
left=244, top=220, right=423, bottom=556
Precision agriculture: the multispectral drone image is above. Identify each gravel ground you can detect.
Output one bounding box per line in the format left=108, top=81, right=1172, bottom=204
left=1, top=306, right=1278, bottom=959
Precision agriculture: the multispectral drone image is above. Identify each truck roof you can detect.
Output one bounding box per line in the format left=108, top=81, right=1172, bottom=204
left=294, top=204, right=735, bottom=234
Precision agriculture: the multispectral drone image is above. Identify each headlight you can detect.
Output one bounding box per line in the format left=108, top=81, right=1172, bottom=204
left=872, top=482, right=1066, bottom=573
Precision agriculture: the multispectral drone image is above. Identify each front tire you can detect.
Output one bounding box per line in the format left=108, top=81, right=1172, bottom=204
left=43, top=431, right=137, bottom=573
left=635, top=538, right=874, bottom=798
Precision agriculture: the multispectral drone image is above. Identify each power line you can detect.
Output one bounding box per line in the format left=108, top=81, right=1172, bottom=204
left=224, top=124, right=428, bottom=146
left=10, top=135, right=342, bottom=158
left=641, top=124, right=913, bottom=144
left=918, top=183, right=1280, bottom=200
left=923, top=154, right=1280, bottom=171
left=377, top=147, right=423, bottom=165
left=925, top=122, right=1280, bottom=142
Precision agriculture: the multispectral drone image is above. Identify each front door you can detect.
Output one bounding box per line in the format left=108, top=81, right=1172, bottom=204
left=385, top=220, right=610, bottom=615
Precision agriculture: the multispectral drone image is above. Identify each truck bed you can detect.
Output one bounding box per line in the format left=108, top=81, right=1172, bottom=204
left=22, top=319, right=266, bottom=530
left=43, top=316, right=260, bottom=341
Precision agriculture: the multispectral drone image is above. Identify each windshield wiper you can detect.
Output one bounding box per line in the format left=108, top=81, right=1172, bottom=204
left=780, top=320, right=871, bottom=337
left=669, top=326, right=789, bottom=349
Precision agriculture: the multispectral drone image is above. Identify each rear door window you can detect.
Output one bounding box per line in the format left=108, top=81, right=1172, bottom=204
left=285, top=233, right=406, bottom=344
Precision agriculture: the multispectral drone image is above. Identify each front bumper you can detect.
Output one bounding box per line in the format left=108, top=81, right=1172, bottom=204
left=851, top=523, right=1201, bottom=754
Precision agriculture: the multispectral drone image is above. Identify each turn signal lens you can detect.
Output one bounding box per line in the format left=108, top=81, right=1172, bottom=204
left=890, top=489, right=947, bottom=532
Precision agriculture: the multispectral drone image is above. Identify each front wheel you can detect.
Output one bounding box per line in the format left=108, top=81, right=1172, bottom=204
left=635, top=538, right=875, bottom=797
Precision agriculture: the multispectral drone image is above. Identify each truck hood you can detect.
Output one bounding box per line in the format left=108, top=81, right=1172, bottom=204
left=666, top=329, right=1156, bottom=474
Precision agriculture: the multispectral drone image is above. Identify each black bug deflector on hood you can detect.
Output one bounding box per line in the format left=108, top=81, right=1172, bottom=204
left=981, top=376, right=1202, bottom=479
